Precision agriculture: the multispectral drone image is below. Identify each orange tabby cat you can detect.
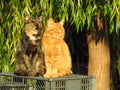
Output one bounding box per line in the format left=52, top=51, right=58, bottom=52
left=42, top=18, right=72, bottom=78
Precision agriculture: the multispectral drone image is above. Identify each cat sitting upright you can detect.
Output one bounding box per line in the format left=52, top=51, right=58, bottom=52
left=42, top=18, right=72, bottom=78
left=14, top=16, right=45, bottom=76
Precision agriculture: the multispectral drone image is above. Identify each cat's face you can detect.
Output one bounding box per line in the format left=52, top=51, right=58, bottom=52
left=45, top=18, right=65, bottom=39
left=24, top=16, right=42, bottom=45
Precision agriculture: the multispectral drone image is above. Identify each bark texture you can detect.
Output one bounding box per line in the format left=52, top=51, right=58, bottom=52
left=87, top=33, right=110, bottom=90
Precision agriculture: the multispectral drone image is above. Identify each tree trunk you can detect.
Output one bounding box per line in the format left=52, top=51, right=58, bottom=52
left=87, top=33, right=110, bottom=90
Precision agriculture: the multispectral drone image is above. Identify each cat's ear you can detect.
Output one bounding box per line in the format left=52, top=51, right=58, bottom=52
left=25, top=15, right=30, bottom=22
left=24, top=15, right=32, bottom=24
left=37, top=16, right=42, bottom=28
left=38, top=16, right=42, bottom=22
left=59, top=19, right=64, bottom=25
left=47, top=18, right=54, bottom=25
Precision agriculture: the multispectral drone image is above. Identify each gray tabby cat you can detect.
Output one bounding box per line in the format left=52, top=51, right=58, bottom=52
left=14, top=16, right=45, bottom=76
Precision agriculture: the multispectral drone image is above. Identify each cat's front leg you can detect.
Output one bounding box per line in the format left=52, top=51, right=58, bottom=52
left=51, top=68, right=58, bottom=78
left=14, top=56, right=28, bottom=76
left=44, top=55, right=59, bottom=78
left=50, top=56, right=61, bottom=78
left=44, top=68, right=52, bottom=78
left=44, top=69, right=58, bottom=78
left=44, top=55, right=53, bottom=78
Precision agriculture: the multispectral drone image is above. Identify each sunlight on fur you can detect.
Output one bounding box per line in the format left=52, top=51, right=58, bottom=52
left=42, top=18, right=72, bottom=78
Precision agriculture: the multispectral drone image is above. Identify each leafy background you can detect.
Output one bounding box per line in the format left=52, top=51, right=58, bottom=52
left=0, top=0, right=120, bottom=88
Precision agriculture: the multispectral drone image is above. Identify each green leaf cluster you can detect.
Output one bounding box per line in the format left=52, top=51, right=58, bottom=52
left=0, top=0, right=120, bottom=74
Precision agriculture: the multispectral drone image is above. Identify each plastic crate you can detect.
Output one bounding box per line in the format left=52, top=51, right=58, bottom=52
left=0, top=83, right=29, bottom=90
left=0, top=72, right=96, bottom=90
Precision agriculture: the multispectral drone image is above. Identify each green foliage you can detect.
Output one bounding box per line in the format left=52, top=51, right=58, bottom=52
left=109, top=0, right=120, bottom=34
left=110, top=31, right=120, bottom=86
left=0, top=0, right=41, bottom=72
left=0, top=0, right=120, bottom=81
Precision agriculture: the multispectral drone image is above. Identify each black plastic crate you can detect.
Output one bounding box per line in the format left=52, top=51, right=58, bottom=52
left=0, top=73, right=96, bottom=90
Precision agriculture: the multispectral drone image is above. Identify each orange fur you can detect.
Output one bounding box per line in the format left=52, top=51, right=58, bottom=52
left=42, top=18, right=72, bottom=78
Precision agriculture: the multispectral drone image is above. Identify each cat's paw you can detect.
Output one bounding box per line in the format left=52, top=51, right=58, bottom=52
left=51, top=74, right=58, bottom=78
left=44, top=73, right=58, bottom=78
left=58, top=72, right=64, bottom=77
left=58, top=71, right=69, bottom=77
left=44, top=73, right=51, bottom=78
